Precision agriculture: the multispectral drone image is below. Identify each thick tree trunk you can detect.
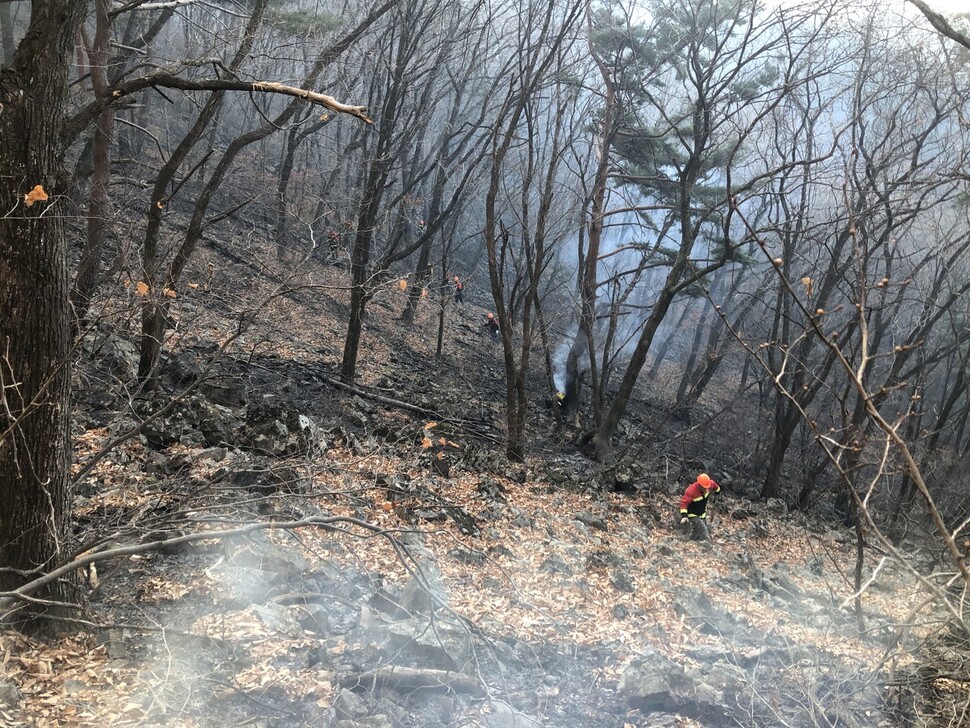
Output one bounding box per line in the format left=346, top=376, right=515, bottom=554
left=0, top=0, right=87, bottom=625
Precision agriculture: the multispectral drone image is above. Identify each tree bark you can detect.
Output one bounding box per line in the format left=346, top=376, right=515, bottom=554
left=0, top=0, right=88, bottom=626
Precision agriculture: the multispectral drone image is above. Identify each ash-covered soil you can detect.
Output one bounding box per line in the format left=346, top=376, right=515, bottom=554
left=0, top=241, right=950, bottom=728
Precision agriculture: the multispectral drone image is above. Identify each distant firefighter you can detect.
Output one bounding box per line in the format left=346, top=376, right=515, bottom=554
left=483, top=312, right=499, bottom=340
left=327, top=229, right=342, bottom=261
left=678, top=473, right=720, bottom=541
left=453, top=275, right=464, bottom=304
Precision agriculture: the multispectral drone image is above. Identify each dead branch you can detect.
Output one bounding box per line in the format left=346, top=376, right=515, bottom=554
left=907, top=0, right=970, bottom=51
left=107, top=76, right=372, bottom=124
left=0, top=515, right=376, bottom=617
left=319, top=373, right=436, bottom=416
left=340, top=666, right=485, bottom=696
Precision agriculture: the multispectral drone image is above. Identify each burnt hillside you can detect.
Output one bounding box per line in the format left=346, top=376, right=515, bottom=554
left=0, top=234, right=962, bottom=728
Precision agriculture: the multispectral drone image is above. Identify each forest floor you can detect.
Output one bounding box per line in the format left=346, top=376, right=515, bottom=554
left=0, top=238, right=957, bottom=727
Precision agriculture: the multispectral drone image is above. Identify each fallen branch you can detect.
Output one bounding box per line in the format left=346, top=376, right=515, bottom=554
left=0, top=515, right=375, bottom=618
left=320, top=373, right=437, bottom=417
left=341, top=666, right=485, bottom=696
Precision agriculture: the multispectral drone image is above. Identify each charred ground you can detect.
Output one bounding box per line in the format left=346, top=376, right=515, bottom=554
left=0, top=231, right=963, bottom=728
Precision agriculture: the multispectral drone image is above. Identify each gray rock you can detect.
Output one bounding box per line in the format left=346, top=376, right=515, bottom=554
left=703, top=662, right=746, bottom=696
left=227, top=532, right=308, bottom=576
left=619, top=646, right=694, bottom=710
left=201, top=377, right=248, bottom=408
left=0, top=680, right=22, bottom=707
left=84, top=331, right=139, bottom=381
left=142, top=417, right=185, bottom=448
left=96, top=627, right=130, bottom=661
left=248, top=603, right=305, bottom=639
left=61, top=679, right=88, bottom=696
left=197, top=401, right=243, bottom=448
left=587, top=550, right=625, bottom=569
left=204, top=562, right=278, bottom=605
left=293, top=603, right=330, bottom=634
left=332, top=688, right=366, bottom=721
left=401, top=567, right=449, bottom=614
left=765, top=498, right=788, bottom=518
left=671, top=586, right=745, bottom=638
left=385, top=618, right=472, bottom=671
left=336, top=717, right=392, bottom=728
left=481, top=701, right=542, bottom=728
left=409, top=694, right=454, bottom=724
left=612, top=571, right=636, bottom=593
left=448, top=547, right=486, bottom=565
left=539, top=554, right=572, bottom=576
left=764, top=566, right=801, bottom=602
left=575, top=510, right=609, bottom=531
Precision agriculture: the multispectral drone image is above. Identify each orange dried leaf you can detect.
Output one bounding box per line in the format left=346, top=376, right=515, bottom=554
left=187, top=282, right=200, bottom=289
left=162, top=287, right=177, bottom=299
left=398, top=279, right=408, bottom=291
left=134, top=281, right=150, bottom=296
left=423, top=421, right=438, bottom=429
left=421, top=437, right=433, bottom=449
left=438, top=437, right=446, bottom=445
left=23, top=185, right=49, bottom=207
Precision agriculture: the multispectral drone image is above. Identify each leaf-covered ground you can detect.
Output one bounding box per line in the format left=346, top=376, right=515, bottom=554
left=0, top=245, right=947, bottom=727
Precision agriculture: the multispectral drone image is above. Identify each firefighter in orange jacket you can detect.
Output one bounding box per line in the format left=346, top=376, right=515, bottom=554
left=483, top=312, right=499, bottom=340
left=679, top=473, right=720, bottom=541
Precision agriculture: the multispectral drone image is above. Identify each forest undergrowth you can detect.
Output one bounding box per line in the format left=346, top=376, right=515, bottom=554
left=0, top=237, right=962, bottom=728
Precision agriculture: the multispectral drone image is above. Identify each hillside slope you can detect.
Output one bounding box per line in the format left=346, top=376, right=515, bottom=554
left=0, top=243, right=953, bottom=728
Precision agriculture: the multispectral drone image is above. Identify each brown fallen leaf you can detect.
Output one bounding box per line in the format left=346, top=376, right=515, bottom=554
left=24, top=185, right=49, bottom=207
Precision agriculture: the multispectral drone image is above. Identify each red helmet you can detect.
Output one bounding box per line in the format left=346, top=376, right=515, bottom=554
left=487, top=313, right=494, bottom=319
left=697, top=473, right=712, bottom=488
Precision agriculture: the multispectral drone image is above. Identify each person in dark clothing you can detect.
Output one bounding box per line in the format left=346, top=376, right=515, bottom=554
left=327, top=230, right=340, bottom=260
left=454, top=275, right=464, bottom=304
left=483, top=312, right=499, bottom=340
left=678, top=473, right=720, bottom=541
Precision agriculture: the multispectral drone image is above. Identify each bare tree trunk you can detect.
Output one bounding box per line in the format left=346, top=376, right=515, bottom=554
left=275, top=114, right=326, bottom=256
left=71, top=0, right=115, bottom=328
left=563, top=23, right=616, bottom=425
left=341, top=12, right=409, bottom=382
left=646, top=299, right=692, bottom=379
left=137, top=0, right=269, bottom=384
left=674, top=299, right=712, bottom=405
left=0, top=3, right=14, bottom=65
left=0, top=0, right=87, bottom=627
left=589, top=151, right=703, bottom=460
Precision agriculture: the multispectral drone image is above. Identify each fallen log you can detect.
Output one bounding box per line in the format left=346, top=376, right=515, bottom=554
left=320, top=374, right=436, bottom=417
left=340, top=666, right=484, bottom=696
